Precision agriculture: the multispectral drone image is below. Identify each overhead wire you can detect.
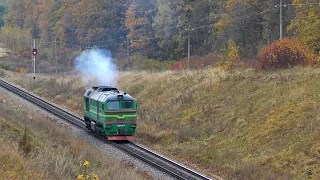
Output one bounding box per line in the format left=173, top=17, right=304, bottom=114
left=287, top=2, right=320, bottom=6
left=189, top=1, right=320, bottom=31
left=191, top=0, right=270, bottom=24
left=188, top=7, right=278, bottom=31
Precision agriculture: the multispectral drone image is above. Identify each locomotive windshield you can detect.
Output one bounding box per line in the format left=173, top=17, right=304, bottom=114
left=107, top=101, right=119, bottom=109
left=122, top=101, right=133, bottom=109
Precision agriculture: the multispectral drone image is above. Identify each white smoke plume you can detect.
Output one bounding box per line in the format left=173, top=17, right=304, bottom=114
left=75, top=49, right=118, bottom=87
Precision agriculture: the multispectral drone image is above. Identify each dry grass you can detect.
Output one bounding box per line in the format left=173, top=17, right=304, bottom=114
left=0, top=91, right=147, bottom=180
left=1, top=67, right=320, bottom=179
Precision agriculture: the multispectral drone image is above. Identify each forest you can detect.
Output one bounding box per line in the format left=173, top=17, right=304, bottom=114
left=0, top=0, right=319, bottom=70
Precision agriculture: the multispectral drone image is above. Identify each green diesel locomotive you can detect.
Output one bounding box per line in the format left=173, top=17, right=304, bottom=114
left=84, top=86, right=137, bottom=140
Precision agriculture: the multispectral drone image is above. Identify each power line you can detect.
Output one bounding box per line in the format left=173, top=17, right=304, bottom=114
left=193, top=1, right=320, bottom=29
left=228, top=0, right=270, bottom=14
left=287, top=2, right=320, bottom=6
left=228, top=7, right=277, bottom=22
left=189, top=7, right=278, bottom=31
left=192, top=1, right=271, bottom=24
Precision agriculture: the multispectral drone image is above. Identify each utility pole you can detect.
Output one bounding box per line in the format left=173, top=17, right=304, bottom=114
left=87, top=42, right=91, bottom=73
left=275, top=0, right=286, bottom=39
left=55, top=38, right=58, bottom=73
left=185, top=24, right=194, bottom=70
left=185, top=7, right=193, bottom=70
left=188, top=24, right=191, bottom=70
left=31, top=40, right=33, bottom=72
left=280, top=0, right=283, bottom=39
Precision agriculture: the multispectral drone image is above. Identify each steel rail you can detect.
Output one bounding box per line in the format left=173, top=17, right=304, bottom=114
left=0, top=78, right=213, bottom=180
left=112, top=142, right=190, bottom=179
left=0, top=78, right=85, bottom=128
left=115, top=142, right=212, bottom=180
left=129, top=142, right=212, bottom=180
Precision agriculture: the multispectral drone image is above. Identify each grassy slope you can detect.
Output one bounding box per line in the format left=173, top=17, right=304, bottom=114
left=0, top=91, right=148, bottom=180
left=1, top=68, right=320, bottom=179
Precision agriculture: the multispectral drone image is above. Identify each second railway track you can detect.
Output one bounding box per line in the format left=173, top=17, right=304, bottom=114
left=0, top=78, right=212, bottom=180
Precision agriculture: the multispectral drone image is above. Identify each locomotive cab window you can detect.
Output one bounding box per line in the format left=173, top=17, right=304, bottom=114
left=122, top=101, right=133, bottom=109
left=107, top=101, right=119, bottom=109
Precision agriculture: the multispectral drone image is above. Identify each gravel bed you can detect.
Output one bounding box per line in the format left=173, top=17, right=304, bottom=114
left=0, top=86, right=175, bottom=180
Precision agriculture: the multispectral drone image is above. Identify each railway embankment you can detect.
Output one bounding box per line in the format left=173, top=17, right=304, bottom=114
left=0, top=88, right=153, bottom=180
left=1, top=68, right=320, bottom=179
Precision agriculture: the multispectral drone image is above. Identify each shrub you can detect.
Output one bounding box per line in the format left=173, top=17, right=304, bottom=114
left=0, top=62, right=10, bottom=70
left=138, top=58, right=174, bottom=71
left=16, top=67, right=27, bottom=73
left=225, top=39, right=240, bottom=70
left=169, top=54, right=219, bottom=70
left=259, top=38, right=315, bottom=69
left=38, top=61, right=56, bottom=73
left=121, top=55, right=175, bottom=71
left=19, top=127, right=34, bottom=155
left=169, top=60, right=187, bottom=70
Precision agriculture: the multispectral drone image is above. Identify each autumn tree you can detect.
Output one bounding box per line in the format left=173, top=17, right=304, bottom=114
left=72, top=0, right=127, bottom=50
left=153, top=0, right=183, bottom=59
left=153, top=0, right=221, bottom=60
left=53, top=0, right=77, bottom=46
left=125, top=0, right=158, bottom=58
left=24, top=0, right=40, bottom=39
left=4, top=0, right=25, bottom=28
left=289, top=0, right=320, bottom=55
left=2, top=0, right=33, bottom=58
left=36, top=0, right=62, bottom=42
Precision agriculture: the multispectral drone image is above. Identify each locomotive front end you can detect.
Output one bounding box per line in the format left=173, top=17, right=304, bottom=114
left=103, top=94, right=137, bottom=140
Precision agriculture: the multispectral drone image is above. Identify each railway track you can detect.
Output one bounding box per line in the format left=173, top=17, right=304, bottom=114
left=0, top=78, right=213, bottom=180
